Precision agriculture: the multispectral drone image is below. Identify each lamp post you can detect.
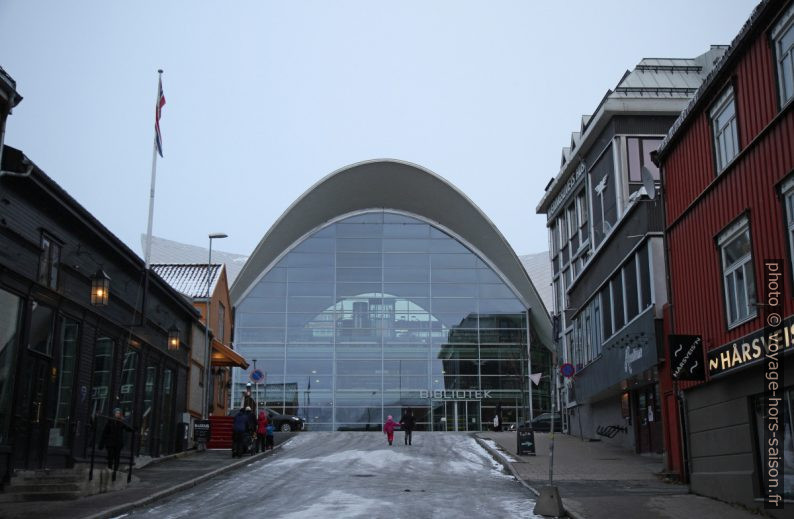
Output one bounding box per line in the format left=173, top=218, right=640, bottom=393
left=203, top=232, right=227, bottom=420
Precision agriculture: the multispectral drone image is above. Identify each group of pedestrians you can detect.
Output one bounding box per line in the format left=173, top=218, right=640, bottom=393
left=232, top=406, right=274, bottom=457
left=383, top=409, right=416, bottom=446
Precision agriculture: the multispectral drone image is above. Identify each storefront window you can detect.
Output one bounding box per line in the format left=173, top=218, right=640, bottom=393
left=119, top=348, right=138, bottom=419
left=91, top=337, right=114, bottom=418
left=49, top=318, right=78, bottom=447
left=0, top=289, right=22, bottom=444
left=139, top=365, right=156, bottom=456
left=28, top=301, right=54, bottom=356
left=159, top=368, right=174, bottom=454
left=754, top=388, right=793, bottom=501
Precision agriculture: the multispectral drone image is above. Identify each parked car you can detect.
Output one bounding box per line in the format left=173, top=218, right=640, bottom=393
left=232, top=407, right=305, bottom=432
left=508, top=412, right=562, bottom=432
left=265, top=408, right=305, bottom=432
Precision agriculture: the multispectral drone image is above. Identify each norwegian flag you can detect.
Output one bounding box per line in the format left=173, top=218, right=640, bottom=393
left=155, top=77, right=166, bottom=157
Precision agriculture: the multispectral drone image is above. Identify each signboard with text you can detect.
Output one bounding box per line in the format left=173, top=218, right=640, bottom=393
left=669, top=335, right=704, bottom=380
left=707, top=315, right=794, bottom=377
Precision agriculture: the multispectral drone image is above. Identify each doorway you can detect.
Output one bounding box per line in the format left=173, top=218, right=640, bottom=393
left=431, top=400, right=481, bottom=432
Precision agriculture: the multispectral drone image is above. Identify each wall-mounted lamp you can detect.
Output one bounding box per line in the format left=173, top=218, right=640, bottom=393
left=168, top=324, right=181, bottom=350
left=90, top=269, right=110, bottom=306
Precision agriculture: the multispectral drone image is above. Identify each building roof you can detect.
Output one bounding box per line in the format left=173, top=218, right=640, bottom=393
left=230, top=159, right=554, bottom=348
left=0, top=66, right=23, bottom=109
left=0, top=145, right=199, bottom=319
left=656, top=0, right=775, bottom=162
left=519, top=252, right=553, bottom=314
left=151, top=263, right=224, bottom=299
left=537, top=46, right=728, bottom=215
left=143, top=234, right=248, bottom=286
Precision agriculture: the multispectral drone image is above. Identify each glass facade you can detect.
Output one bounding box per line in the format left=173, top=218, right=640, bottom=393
left=234, top=211, right=534, bottom=431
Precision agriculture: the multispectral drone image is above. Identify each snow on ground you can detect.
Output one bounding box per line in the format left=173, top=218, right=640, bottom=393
left=482, top=438, right=518, bottom=462
left=278, top=490, right=389, bottom=519
left=128, top=433, right=538, bottom=518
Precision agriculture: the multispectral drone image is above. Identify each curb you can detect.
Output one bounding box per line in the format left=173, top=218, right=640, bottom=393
left=474, top=436, right=585, bottom=519
left=82, top=442, right=289, bottom=519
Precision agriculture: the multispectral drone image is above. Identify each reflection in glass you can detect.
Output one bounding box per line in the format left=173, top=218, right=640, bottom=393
left=235, top=211, right=531, bottom=430
left=91, top=338, right=114, bottom=418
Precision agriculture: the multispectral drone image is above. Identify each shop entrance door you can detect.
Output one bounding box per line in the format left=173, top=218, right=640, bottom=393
left=431, top=400, right=481, bottom=432
left=13, top=353, right=51, bottom=469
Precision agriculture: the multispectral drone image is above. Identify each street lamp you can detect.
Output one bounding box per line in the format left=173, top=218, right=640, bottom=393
left=203, top=232, right=227, bottom=420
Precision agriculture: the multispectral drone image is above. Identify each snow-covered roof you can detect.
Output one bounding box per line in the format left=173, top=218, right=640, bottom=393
left=151, top=263, right=224, bottom=299
left=142, top=234, right=248, bottom=286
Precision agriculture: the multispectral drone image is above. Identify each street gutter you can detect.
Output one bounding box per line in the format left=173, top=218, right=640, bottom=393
left=82, top=442, right=289, bottom=519
left=474, top=435, right=584, bottom=519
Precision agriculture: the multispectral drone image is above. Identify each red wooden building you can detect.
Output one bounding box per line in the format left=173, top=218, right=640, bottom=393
left=655, top=0, right=793, bottom=513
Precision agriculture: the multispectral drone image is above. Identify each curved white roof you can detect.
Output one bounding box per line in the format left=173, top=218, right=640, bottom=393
left=230, top=159, right=552, bottom=346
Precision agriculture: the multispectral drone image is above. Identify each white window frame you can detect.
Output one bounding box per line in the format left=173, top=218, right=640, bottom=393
left=782, top=177, right=794, bottom=282
left=718, top=216, right=756, bottom=328
left=772, top=3, right=794, bottom=107
left=710, top=86, right=740, bottom=173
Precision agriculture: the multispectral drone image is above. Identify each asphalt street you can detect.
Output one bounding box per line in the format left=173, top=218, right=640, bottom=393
left=123, top=432, right=541, bottom=518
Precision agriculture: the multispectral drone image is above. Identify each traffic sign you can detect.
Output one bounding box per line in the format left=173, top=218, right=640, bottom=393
left=560, top=363, right=575, bottom=378
left=250, top=369, right=265, bottom=383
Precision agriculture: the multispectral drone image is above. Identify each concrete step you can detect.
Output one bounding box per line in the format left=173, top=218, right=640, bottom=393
left=0, top=490, right=82, bottom=503
left=6, top=482, right=83, bottom=493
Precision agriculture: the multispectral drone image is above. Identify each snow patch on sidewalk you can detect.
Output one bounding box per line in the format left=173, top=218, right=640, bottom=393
left=482, top=438, right=517, bottom=461
left=278, top=490, right=386, bottom=518
left=499, top=498, right=546, bottom=518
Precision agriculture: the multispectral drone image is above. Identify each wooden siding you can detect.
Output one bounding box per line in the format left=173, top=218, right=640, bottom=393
left=663, top=13, right=794, bottom=358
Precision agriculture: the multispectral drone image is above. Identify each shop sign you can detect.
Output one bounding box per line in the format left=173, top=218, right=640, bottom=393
left=548, top=161, right=587, bottom=216
left=707, top=317, right=794, bottom=377
left=669, top=335, right=704, bottom=381
left=419, top=390, right=492, bottom=399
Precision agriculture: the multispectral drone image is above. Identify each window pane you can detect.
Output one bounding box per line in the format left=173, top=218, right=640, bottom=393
left=119, top=348, right=138, bottom=419
left=0, top=290, right=21, bottom=444
left=91, top=338, right=114, bottom=417
left=627, top=137, right=641, bottom=181
left=29, top=302, right=54, bottom=355
left=624, top=258, right=639, bottom=321
left=724, top=231, right=750, bottom=265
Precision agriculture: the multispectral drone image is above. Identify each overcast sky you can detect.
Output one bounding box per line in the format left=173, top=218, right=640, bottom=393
left=1, top=1, right=758, bottom=258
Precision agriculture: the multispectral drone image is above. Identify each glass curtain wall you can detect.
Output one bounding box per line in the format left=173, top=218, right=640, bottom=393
left=235, top=211, right=529, bottom=431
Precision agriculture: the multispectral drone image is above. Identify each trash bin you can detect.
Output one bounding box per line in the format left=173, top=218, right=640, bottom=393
left=517, top=425, right=536, bottom=456
left=176, top=422, right=189, bottom=452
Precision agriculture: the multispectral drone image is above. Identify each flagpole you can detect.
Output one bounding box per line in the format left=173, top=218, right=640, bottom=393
left=144, top=69, right=164, bottom=268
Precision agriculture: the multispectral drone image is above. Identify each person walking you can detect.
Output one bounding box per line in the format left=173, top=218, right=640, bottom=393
left=256, top=410, right=268, bottom=453
left=266, top=422, right=275, bottom=450
left=383, top=415, right=399, bottom=446
left=400, top=409, right=416, bottom=446
left=99, top=408, right=128, bottom=479
left=492, top=413, right=501, bottom=432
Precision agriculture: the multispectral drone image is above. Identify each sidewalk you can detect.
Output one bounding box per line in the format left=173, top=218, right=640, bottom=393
left=0, top=434, right=295, bottom=519
left=476, top=431, right=763, bottom=519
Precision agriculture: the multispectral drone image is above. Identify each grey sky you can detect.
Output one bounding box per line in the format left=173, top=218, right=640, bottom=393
left=0, top=1, right=757, bottom=258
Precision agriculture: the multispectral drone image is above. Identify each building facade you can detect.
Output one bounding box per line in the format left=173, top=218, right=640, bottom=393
left=151, top=263, right=248, bottom=434
left=0, top=145, right=200, bottom=485
left=656, top=1, right=794, bottom=512
left=229, top=160, right=554, bottom=431
left=536, top=48, right=726, bottom=454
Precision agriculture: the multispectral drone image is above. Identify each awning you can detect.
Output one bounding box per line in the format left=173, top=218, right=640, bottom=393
left=211, top=339, right=249, bottom=369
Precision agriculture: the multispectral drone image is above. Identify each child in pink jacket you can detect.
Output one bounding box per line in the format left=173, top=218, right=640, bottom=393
left=383, top=415, right=399, bottom=446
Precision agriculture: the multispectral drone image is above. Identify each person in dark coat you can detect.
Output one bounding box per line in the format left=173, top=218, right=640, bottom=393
left=232, top=406, right=252, bottom=457
left=242, top=383, right=257, bottom=414
left=400, top=409, right=416, bottom=446
left=99, top=408, right=127, bottom=475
